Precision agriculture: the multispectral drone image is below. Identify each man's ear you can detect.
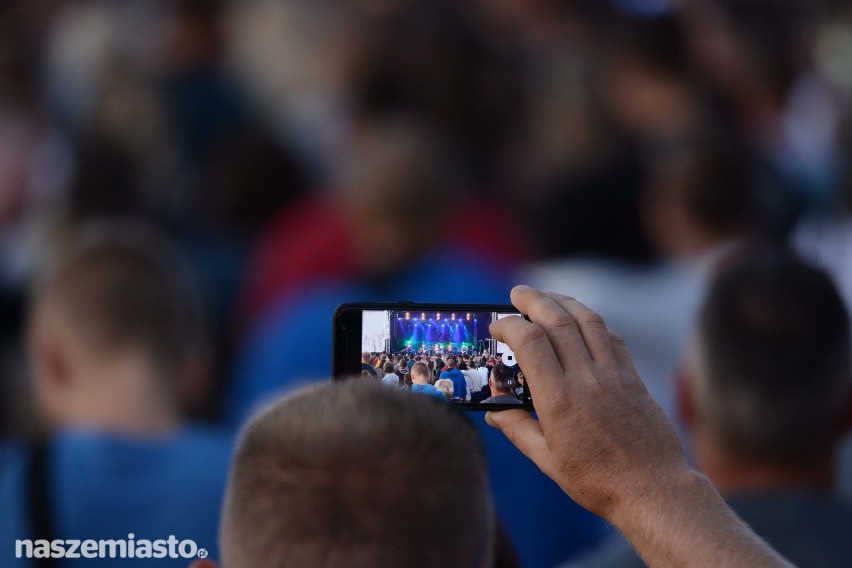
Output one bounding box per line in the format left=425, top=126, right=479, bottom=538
left=27, top=321, right=71, bottom=392
left=675, top=367, right=697, bottom=432
left=188, top=560, right=219, bottom=568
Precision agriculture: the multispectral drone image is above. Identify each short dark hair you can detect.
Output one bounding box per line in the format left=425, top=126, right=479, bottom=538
left=383, top=362, right=395, bottom=374
left=696, top=245, right=851, bottom=464
left=649, top=141, right=760, bottom=242
left=490, top=364, right=515, bottom=393
left=222, top=381, right=493, bottom=567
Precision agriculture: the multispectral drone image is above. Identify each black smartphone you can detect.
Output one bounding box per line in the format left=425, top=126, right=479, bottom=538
left=333, top=302, right=534, bottom=411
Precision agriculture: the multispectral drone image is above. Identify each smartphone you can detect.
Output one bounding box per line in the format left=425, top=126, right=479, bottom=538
left=333, top=302, right=534, bottom=411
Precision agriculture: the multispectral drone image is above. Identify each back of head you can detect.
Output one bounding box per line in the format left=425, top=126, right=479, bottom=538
left=694, top=245, right=851, bottom=465
left=645, top=141, right=760, bottom=257
left=411, top=362, right=429, bottom=381
left=490, top=364, right=515, bottom=394
left=434, top=379, right=454, bottom=399
left=221, top=381, right=492, bottom=568
left=31, top=219, right=206, bottom=387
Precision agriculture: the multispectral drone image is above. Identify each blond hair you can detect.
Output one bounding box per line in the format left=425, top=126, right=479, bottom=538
left=434, top=379, right=454, bottom=400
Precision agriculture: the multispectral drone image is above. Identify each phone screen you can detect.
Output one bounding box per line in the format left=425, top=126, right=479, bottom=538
left=333, top=303, right=533, bottom=410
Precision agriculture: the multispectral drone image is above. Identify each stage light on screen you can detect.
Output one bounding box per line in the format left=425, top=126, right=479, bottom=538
left=437, top=313, right=441, bottom=320
left=405, top=312, right=410, bottom=320
left=452, top=313, right=456, bottom=320
left=421, top=313, right=425, bottom=320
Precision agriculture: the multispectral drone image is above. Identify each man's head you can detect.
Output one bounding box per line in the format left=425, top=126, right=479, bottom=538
left=215, top=381, right=493, bottom=568
left=682, top=246, right=852, bottom=472
left=361, top=351, right=372, bottom=365
left=383, top=362, right=394, bottom=374
left=489, top=364, right=516, bottom=396
left=27, top=220, right=207, bottom=432
left=411, top=362, right=431, bottom=385
left=446, top=356, right=457, bottom=368
left=643, top=142, right=759, bottom=261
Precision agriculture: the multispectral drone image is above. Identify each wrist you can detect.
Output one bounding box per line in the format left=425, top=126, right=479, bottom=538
left=608, top=462, right=702, bottom=531
left=608, top=467, right=790, bottom=567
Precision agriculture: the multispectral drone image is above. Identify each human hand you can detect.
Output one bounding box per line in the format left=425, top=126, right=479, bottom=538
left=486, top=285, right=688, bottom=521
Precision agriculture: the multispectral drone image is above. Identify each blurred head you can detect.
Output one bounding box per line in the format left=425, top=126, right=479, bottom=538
left=435, top=379, right=454, bottom=399
left=217, top=381, right=493, bottom=568
left=336, top=117, right=460, bottom=277
left=446, top=356, right=457, bottom=368
left=489, top=364, right=515, bottom=396
left=383, top=362, right=395, bottom=374
left=27, top=219, right=207, bottom=433
left=604, top=16, right=695, bottom=137
left=643, top=142, right=759, bottom=261
left=361, top=352, right=372, bottom=364
left=682, top=245, right=852, bottom=473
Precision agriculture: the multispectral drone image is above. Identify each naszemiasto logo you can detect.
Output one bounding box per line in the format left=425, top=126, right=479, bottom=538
left=16, top=534, right=208, bottom=560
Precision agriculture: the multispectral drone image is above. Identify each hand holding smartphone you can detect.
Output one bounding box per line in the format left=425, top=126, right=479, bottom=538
left=333, top=302, right=534, bottom=410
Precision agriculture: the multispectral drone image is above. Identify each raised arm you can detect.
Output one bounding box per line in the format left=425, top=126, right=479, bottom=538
left=487, top=285, right=793, bottom=568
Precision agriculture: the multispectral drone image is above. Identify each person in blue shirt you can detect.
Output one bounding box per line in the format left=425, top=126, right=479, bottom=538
left=409, top=362, right=446, bottom=401
left=439, top=356, right=468, bottom=401
left=0, top=221, right=232, bottom=567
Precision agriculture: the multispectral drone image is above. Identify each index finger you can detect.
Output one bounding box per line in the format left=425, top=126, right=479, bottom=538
left=509, top=285, right=592, bottom=368
left=490, top=315, right=562, bottom=382
left=544, top=292, right=617, bottom=365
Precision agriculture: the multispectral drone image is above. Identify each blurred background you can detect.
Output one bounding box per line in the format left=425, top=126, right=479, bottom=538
left=2, top=0, right=852, bottom=565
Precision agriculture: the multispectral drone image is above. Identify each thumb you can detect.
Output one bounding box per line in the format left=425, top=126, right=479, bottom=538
left=485, top=410, right=554, bottom=477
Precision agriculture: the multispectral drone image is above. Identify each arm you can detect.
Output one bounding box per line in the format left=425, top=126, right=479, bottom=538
left=486, top=286, right=792, bottom=568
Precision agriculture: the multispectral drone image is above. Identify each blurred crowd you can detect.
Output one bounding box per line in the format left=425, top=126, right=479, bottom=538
left=2, top=0, right=852, bottom=566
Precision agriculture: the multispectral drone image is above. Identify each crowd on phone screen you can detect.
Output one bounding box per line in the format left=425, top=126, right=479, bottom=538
left=361, top=351, right=525, bottom=404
